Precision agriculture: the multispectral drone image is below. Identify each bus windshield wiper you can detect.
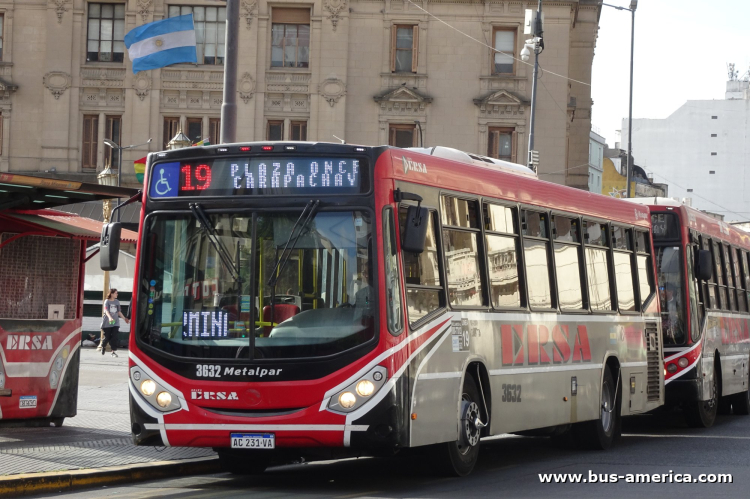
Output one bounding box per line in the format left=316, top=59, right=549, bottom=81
left=190, top=203, right=242, bottom=283
left=267, top=200, right=320, bottom=290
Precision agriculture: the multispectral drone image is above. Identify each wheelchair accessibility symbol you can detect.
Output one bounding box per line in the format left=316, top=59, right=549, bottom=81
left=155, top=169, right=171, bottom=195
left=149, top=162, right=179, bottom=198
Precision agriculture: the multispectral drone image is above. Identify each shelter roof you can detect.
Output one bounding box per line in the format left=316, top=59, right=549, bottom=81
left=0, top=209, right=137, bottom=243
left=0, top=173, right=138, bottom=211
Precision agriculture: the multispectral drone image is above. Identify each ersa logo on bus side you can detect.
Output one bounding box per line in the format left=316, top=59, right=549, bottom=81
left=401, top=156, right=428, bottom=175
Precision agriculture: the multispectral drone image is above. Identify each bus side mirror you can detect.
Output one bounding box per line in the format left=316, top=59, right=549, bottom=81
left=402, top=205, right=429, bottom=254
left=100, top=222, right=122, bottom=271
left=696, top=249, right=712, bottom=281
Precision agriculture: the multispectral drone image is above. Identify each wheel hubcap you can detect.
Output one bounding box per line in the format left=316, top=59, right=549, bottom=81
left=458, top=396, right=481, bottom=454
left=601, top=382, right=613, bottom=432
left=706, top=374, right=717, bottom=410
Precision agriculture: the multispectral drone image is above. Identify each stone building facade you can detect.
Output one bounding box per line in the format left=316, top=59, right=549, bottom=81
left=0, top=0, right=600, bottom=189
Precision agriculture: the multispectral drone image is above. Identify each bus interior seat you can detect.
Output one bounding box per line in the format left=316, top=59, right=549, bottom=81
left=262, top=304, right=300, bottom=336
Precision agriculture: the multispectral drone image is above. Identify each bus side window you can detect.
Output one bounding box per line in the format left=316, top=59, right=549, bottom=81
left=441, top=196, right=485, bottom=308
left=612, top=226, right=636, bottom=312
left=742, top=251, right=750, bottom=311
left=723, top=243, right=738, bottom=311
left=583, top=220, right=613, bottom=311
left=383, top=207, right=404, bottom=335
left=732, top=247, right=746, bottom=312
left=635, top=230, right=655, bottom=310
left=399, top=207, right=444, bottom=326
left=712, top=240, right=726, bottom=309
left=522, top=210, right=553, bottom=309
left=703, top=237, right=717, bottom=309
left=484, top=203, right=522, bottom=308
left=552, top=215, right=584, bottom=310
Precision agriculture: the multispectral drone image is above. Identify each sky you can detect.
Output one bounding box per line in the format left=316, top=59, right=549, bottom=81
left=591, top=0, right=750, bottom=147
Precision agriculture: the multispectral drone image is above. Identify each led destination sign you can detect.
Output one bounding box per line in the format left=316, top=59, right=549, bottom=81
left=149, top=157, right=364, bottom=198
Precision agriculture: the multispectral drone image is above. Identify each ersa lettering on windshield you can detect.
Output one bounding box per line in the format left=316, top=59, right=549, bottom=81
left=149, top=157, right=364, bottom=198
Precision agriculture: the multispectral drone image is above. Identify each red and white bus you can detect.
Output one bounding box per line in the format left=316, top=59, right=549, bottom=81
left=632, top=199, right=750, bottom=427
left=105, top=143, right=664, bottom=476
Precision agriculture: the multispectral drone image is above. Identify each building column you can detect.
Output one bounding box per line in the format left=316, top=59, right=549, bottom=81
left=0, top=109, right=10, bottom=172
left=202, top=115, right=210, bottom=141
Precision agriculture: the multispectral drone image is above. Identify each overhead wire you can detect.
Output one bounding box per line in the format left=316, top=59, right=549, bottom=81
left=404, top=0, right=591, bottom=87
left=402, top=1, right=744, bottom=218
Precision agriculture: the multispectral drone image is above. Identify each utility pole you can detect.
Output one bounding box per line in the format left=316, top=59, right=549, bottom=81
left=525, top=0, right=543, bottom=172
left=221, top=0, right=240, bottom=144
left=625, top=1, right=637, bottom=197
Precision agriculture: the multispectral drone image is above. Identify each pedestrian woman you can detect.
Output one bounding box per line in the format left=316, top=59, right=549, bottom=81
left=101, top=289, right=129, bottom=358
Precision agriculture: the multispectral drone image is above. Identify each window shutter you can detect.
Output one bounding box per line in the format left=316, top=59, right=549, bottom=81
left=411, top=25, right=419, bottom=73
left=511, top=130, right=518, bottom=163
left=390, top=25, right=397, bottom=73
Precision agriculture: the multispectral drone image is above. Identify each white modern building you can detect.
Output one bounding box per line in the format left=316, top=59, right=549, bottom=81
left=621, top=76, right=750, bottom=221
left=588, top=129, right=604, bottom=192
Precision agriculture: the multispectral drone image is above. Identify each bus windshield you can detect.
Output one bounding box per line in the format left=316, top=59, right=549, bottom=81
left=656, top=246, right=686, bottom=345
left=138, top=209, right=375, bottom=359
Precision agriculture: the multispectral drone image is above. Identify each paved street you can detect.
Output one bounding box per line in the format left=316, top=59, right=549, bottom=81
left=0, top=348, right=214, bottom=476
left=42, top=411, right=750, bottom=498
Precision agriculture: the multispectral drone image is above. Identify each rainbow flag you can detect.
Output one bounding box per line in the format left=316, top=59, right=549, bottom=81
left=134, top=156, right=147, bottom=184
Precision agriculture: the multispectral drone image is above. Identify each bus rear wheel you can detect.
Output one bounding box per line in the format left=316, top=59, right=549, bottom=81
left=684, top=363, right=718, bottom=428
left=573, top=365, right=619, bottom=450
left=217, top=450, right=268, bottom=475
left=433, top=377, right=483, bottom=477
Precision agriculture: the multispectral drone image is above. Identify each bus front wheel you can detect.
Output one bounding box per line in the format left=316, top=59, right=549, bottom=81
left=573, top=365, right=619, bottom=450
left=685, top=362, right=718, bottom=428
left=433, top=377, right=483, bottom=477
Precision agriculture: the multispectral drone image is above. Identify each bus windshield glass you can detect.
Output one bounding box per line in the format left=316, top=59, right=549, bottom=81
left=138, top=210, right=375, bottom=359
left=656, top=246, right=686, bottom=345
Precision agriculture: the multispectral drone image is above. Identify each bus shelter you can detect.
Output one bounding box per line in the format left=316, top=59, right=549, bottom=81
left=0, top=173, right=137, bottom=426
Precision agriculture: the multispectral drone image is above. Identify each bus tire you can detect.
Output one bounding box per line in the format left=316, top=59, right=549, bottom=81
left=729, top=369, right=750, bottom=416
left=217, top=450, right=268, bottom=475
left=684, top=361, right=719, bottom=428
left=433, top=377, right=483, bottom=477
left=573, top=365, right=618, bottom=450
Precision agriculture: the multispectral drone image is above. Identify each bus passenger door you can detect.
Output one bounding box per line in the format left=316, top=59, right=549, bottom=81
left=686, top=242, right=704, bottom=344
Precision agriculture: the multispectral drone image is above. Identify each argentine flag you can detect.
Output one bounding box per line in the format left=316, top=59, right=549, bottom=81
left=124, top=14, right=197, bottom=74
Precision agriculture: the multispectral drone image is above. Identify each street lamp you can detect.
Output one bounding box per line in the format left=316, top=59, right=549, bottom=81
left=602, top=0, right=637, bottom=197
left=167, top=129, right=192, bottom=150
left=103, top=138, right=152, bottom=221
left=525, top=0, right=544, bottom=172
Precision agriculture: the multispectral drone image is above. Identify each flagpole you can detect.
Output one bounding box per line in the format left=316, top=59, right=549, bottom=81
left=221, top=0, right=240, bottom=144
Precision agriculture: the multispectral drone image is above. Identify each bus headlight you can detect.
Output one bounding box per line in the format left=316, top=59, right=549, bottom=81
left=156, top=391, right=172, bottom=408
left=130, top=367, right=181, bottom=413
left=667, top=364, right=678, bottom=373
left=328, top=366, right=388, bottom=413
left=141, top=379, right=156, bottom=396
left=356, top=380, right=375, bottom=397
left=339, top=392, right=357, bottom=408
left=678, top=357, right=689, bottom=368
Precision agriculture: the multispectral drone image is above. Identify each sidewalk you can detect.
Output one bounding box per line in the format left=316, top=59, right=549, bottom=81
left=0, top=348, right=215, bottom=477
